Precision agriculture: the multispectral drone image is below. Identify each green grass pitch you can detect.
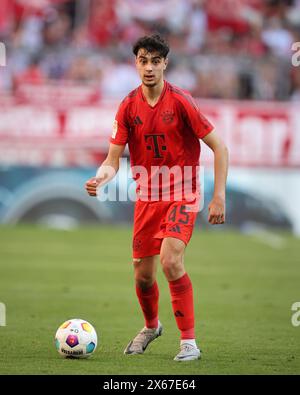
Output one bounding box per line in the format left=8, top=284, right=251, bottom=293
left=0, top=225, right=299, bottom=375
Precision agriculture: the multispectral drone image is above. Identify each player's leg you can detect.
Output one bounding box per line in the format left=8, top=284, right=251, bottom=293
left=133, top=255, right=159, bottom=329
left=124, top=255, right=163, bottom=355
left=160, top=237, right=200, bottom=361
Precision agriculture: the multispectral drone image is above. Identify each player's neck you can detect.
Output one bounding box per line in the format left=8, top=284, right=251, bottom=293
left=141, top=79, right=165, bottom=107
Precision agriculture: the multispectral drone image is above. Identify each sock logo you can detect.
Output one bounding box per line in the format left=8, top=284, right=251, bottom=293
left=175, top=310, right=184, bottom=317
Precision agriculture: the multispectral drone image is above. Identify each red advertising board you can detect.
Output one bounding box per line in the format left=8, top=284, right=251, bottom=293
left=0, top=85, right=299, bottom=167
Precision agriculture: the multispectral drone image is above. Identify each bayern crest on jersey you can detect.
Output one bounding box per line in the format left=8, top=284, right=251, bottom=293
left=161, top=110, right=175, bottom=124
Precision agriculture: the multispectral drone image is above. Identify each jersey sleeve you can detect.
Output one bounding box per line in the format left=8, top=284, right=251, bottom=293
left=110, top=100, right=129, bottom=145
left=181, top=95, right=214, bottom=139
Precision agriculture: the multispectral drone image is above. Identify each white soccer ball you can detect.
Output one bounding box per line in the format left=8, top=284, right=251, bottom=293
left=55, top=318, right=98, bottom=358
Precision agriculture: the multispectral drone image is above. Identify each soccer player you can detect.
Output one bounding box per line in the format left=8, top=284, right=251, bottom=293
left=85, top=34, right=228, bottom=361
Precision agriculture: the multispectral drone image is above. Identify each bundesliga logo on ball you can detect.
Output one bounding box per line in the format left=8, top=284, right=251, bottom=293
left=55, top=318, right=98, bottom=358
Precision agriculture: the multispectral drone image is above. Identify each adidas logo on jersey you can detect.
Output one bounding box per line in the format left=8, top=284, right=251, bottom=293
left=134, top=116, right=143, bottom=125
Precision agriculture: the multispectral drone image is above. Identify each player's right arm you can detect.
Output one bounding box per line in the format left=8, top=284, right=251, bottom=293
left=85, top=143, right=126, bottom=197
left=86, top=96, right=130, bottom=197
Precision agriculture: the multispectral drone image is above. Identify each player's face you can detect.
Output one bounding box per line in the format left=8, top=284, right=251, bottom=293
left=135, top=49, right=168, bottom=88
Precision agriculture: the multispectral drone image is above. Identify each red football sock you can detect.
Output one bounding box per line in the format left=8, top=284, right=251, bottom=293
left=169, top=273, right=195, bottom=340
left=136, top=281, right=159, bottom=329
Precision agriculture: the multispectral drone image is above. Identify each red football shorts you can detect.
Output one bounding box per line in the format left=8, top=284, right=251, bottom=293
left=132, top=199, right=199, bottom=259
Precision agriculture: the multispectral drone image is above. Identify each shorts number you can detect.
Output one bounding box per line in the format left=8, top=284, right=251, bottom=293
left=168, top=205, right=190, bottom=224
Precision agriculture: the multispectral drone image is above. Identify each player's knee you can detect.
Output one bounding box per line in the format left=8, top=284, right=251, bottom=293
left=133, top=262, right=154, bottom=290
left=135, top=274, right=155, bottom=290
left=132, top=256, right=157, bottom=289
left=160, top=254, right=182, bottom=279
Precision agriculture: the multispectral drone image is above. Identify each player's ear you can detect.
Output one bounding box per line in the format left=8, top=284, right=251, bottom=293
left=163, top=58, right=168, bottom=70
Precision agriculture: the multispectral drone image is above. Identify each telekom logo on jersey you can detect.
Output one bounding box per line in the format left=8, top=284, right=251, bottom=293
left=96, top=158, right=205, bottom=212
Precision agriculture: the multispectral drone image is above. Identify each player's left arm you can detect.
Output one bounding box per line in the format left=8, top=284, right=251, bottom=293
left=202, top=130, right=229, bottom=225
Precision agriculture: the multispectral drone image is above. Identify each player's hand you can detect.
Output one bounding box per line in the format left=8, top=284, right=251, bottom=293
left=208, top=196, right=226, bottom=225
left=85, top=177, right=104, bottom=197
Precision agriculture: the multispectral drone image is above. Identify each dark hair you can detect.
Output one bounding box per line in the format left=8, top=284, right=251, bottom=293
left=132, top=34, right=169, bottom=58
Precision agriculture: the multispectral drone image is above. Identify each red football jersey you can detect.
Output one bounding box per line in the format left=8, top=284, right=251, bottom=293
left=110, top=81, right=214, bottom=201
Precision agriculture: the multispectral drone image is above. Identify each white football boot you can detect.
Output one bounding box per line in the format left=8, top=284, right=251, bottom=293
left=124, top=321, right=163, bottom=355
left=174, top=342, right=201, bottom=361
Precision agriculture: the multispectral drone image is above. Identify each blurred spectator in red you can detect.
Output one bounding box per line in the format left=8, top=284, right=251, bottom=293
left=237, top=24, right=267, bottom=58
left=89, top=0, right=118, bottom=47
left=1, top=0, right=299, bottom=101
left=13, top=55, right=45, bottom=89
left=0, top=0, right=13, bottom=36
left=204, top=0, right=263, bottom=34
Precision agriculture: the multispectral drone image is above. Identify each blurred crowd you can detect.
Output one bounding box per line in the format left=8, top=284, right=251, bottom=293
left=1, top=0, right=300, bottom=101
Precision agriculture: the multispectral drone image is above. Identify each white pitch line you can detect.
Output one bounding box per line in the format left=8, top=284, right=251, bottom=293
left=241, top=223, right=287, bottom=249
left=253, top=230, right=286, bottom=249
